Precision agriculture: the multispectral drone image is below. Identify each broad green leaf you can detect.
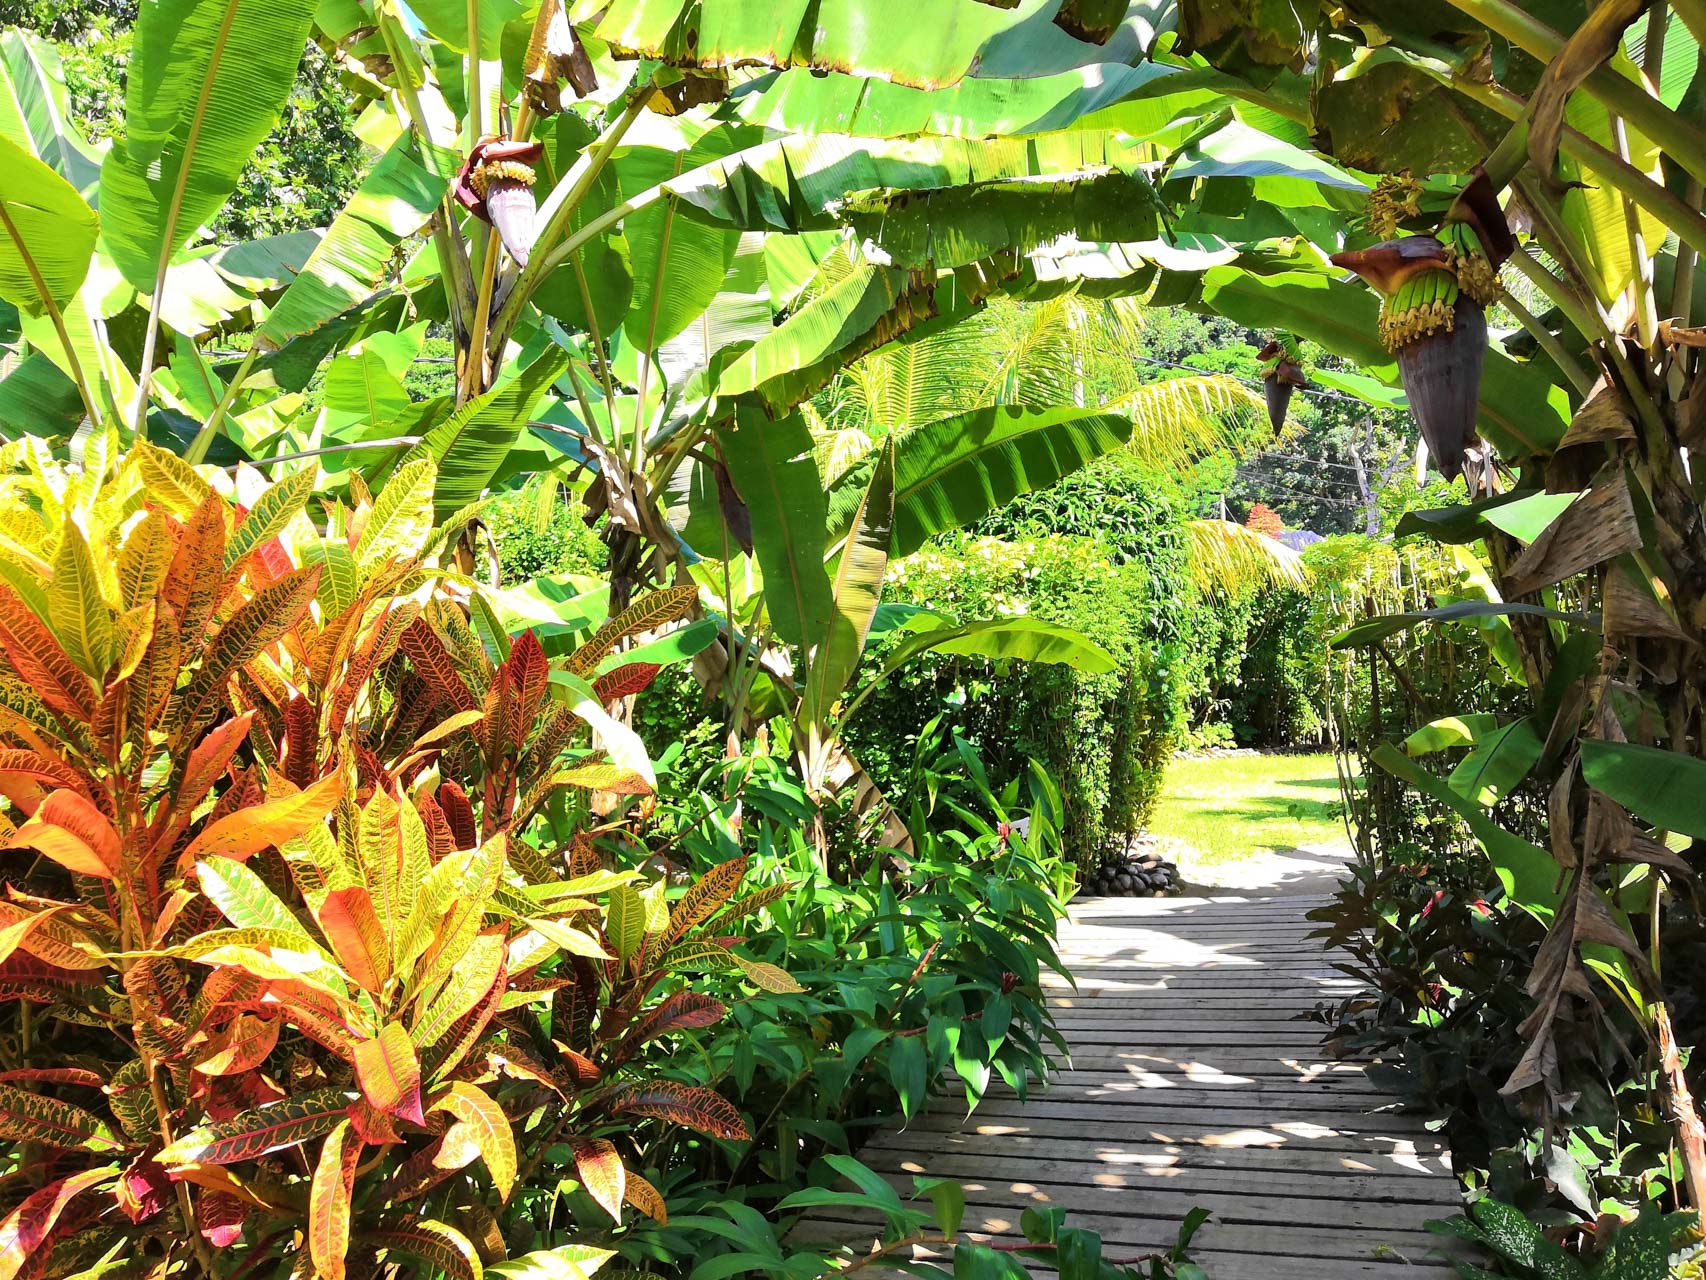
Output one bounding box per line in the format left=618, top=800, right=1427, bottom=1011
left=892, top=617, right=1117, bottom=675
left=591, top=0, right=1105, bottom=90
left=99, top=0, right=318, bottom=293
left=806, top=437, right=894, bottom=722
left=1448, top=717, right=1542, bottom=807
left=1330, top=601, right=1596, bottom=649
left=1581, top=740, right=1706, bottom=839
left=395, top=352, right=567, bottom=519
left=1170, top=119, right=1367, bottom=208
left=0, top=30, right=104, bottom=196
left=1373, top=744, right=1560, bottom=924
left=717, top=262, right=932, bottom=411
left=1403, top=714, right=1500, bottom=756
left=0, top=134, right=97, bottom=317
left=835, top=170, right=1160, bottom=269
left=726, top=60, right=1208, bottom=139
left=255, top=135, right=451, bottom=350
left=846, top=405, right=1133, bottom=558
left=716, top=406, right=833, bottom=652
left=614, top=138, right=744, bottom=351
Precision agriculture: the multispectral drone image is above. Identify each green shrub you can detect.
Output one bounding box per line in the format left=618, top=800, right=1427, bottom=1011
left=488, top=483, right=610, bottom=583
left=847, top=534, right=1189, bottom=862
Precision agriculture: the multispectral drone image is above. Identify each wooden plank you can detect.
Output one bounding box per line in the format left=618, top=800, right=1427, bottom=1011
left=868, top=1129, right=1454, bottom=1178
left=868, top=1151, right=1458, bottom=1202
left=929, top=1099, right=1432, bottom=1131
left=788, top=1221, right=1454, bottom=1279
left=795, top=1209, right=1450, bottom=1261
left=896, top=1111, right=1446, bottom=1152
left=870, top=1169, right=1453, bottom=1230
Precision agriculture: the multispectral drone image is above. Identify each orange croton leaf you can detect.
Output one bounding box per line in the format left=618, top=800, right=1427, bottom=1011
left=5, top=791, right=120, bottom=879
left=308, top=1119, right=361, bottom=1280
left=194, top=1013, right=281, bottom=1077
left=182, top=771, right=344, bottom=865
left=353, top=1023, right=424, bottom=1126
left=316, top=886, right=391, bottom=995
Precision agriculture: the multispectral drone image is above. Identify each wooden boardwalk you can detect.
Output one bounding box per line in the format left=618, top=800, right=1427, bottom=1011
left=799, top=887, right=1463, bottom=1278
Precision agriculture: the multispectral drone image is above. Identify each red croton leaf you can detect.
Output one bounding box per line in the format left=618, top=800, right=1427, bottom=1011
left=353, top=1024, right=424, bottom=1127
left=591, top=662, right=663, bottom=703
left=607, top=1081, right=749, bottom=1140
left=570, top=1137, right=626, bottom=1221
left=157, top=1087, right=352, bottom=1166
left=0, top=1166, right=118, bottom=1280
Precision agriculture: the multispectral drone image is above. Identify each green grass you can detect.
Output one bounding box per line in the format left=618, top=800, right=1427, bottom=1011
left=1148, top=751, right=1348, bottom=869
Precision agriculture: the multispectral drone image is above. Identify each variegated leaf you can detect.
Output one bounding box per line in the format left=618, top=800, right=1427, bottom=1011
left=607, top=1082, right=748, bottom=1140
left=353, top=1023, right=424, bottom=1125
left=665, top=856, right=747, bottom=945
left=183, top=772, right=344, bottom=863
left=0, top=1083, right=122, bottom=1152
left=308, top=1119, right=361, bottom=1280
left=157, top=1088, right=354, bottom=1166
left=427, top=1082, right=515, bottom=1200
left=569, top=1138, right=625, bottom=1222
left=360, top=1218, right=483, bottom=1280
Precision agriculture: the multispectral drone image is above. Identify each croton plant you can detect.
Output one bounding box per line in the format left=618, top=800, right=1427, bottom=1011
left=0, top=438, right=795, bottom=1278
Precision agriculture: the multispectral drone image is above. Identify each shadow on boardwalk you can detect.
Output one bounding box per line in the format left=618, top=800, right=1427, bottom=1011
left=793, top=853, right=1463, bottom=1279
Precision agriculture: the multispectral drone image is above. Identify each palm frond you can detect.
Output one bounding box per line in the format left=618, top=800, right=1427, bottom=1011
left=1101, top=374, right=1265, bottom=469
left=1185, top=519, right=1308, bottom=597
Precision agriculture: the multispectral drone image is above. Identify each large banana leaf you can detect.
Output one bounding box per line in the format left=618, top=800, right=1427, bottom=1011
left=725, top=61, right=1212, bottom=138
left=0, top=135, right=97, bottom=316
left=806, top=437, right=895, bottom=724
left=0, top=30, right=104, bottom=197
left=99, top=0, right=318, bottom=293
left=590, top=0, right=1141, bottom=90
left=395, top=351, right=568, bottom=518
left=836, top=170, right=1161, bottom=269
left=666, top=130, right=1151, bottom=236
left=830, top=405, right=1133, bottom=557
left=716, top=263, right=935, bottom=412
left=255, top=136, right=450, bottom=351
left=716, top=406, right=834, bottom=653
left=614, top=138, right=746, bottom=351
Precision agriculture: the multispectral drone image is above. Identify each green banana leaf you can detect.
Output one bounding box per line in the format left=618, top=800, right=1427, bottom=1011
left=99, top=0, right=318, bottom=293
left=0, top=134, right=96, bottom=316
left=1581, top=740, right=1706, bottom=840
left=396, top=351, right=568, bottom=519
left=255, top=136, right=451, bottom=351
left=828, top=405, right=1133, bottom=557
left=717, top=406, right=835, bottom=653
left=0, top=29, right=104, bottom=197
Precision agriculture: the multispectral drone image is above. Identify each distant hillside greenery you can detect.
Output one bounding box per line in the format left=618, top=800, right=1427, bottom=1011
left=3, top=0, right=365, bottom=239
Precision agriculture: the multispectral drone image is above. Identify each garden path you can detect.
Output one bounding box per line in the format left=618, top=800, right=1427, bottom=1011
left=795, top=865, right=1463, bottom=1278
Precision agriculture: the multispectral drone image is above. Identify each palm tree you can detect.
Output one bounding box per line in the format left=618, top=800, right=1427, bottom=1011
left=815, top=293, right=1267, bottom=474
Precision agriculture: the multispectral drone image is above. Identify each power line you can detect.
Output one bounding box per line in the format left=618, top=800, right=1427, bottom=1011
left=1246, top=448, right=1368, bottom=475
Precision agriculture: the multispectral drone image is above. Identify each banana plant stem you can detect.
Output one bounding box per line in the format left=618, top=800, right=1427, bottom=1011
left=463, top=227, right=500, bottom=403
left=1447, top=75, right=1706, bottom=257
left=1500, top=290, right=1597, bottom=395
left=0, top=202, right=103, bottom=430
left=488, top=84, right=653, bottom=353
left=1441, top=0, right=1706, bottom=185
left=185, top=345, right=259, bottom=465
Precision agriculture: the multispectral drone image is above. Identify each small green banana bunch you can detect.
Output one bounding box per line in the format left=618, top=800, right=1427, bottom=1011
left=1378, top=263, right=1461, bottom=351
left=1441, top=220, right=1501, bottom=306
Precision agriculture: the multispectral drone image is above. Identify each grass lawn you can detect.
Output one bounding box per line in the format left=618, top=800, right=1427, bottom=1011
left=1148, top=751, right=1348, bottom=871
